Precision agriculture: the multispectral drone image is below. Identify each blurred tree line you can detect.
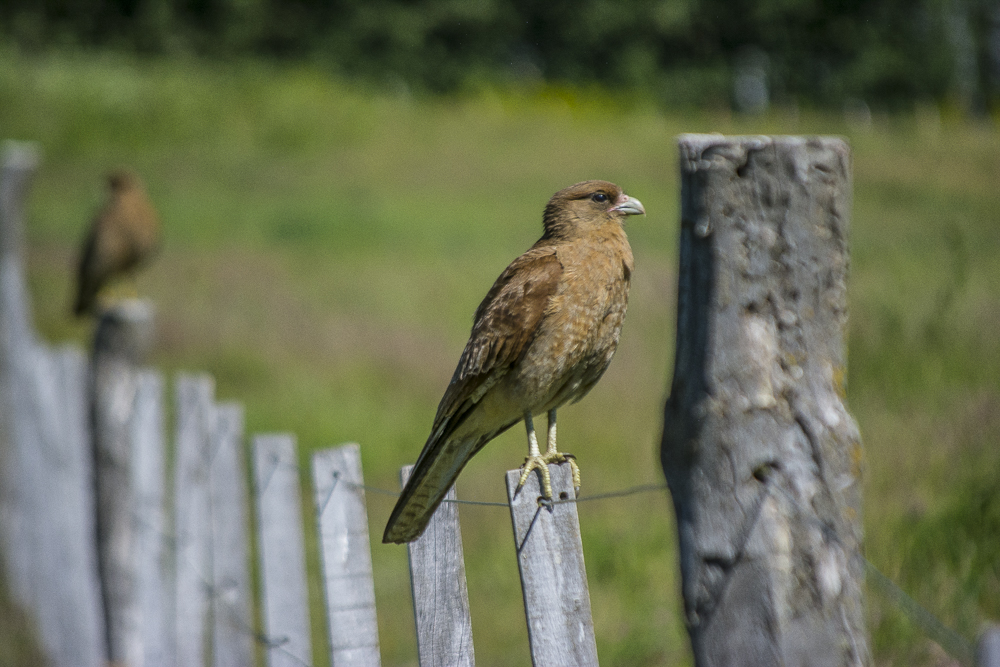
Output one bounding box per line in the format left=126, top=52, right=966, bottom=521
left=3, top=0, right=1000, bottom=111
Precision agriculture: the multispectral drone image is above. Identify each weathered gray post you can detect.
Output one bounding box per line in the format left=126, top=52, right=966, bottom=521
left=174, top=372, right=215, bottom=667
left=0, top=142, right=107, bottom=667
left=210, top=402, right=254, bottom=667
left=253, top=433, right=313, bottom=667
left=400, top=465, right=474, bottom=667
left=312, top=443, right=381, bottom=667
left=661, top=135, right=868, bottom=666
left=91, top=299, right=157, bottom=666
left=131, top=370, right=174, bottom=666
left=980, top=625, right=1000, bottom=667
left=506, top=464, right=598, bottom=667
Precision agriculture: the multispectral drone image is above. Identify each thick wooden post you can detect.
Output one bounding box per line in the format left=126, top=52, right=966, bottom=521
left=506, top=465, right=598, bottom=667
left=662, top=135, right=868, bottom=666
left=400, top=465, right=474, bottom=667
left=91, top=300, right=157, bottom=666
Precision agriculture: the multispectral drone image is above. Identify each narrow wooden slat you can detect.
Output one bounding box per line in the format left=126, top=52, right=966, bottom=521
left=210, top=403, right=253, bottom=667
left=980, top=625, right=1000, bottom=667
left=6, top=340, right=59, bottom=660
left=254, top=434, right=312, bottom=667
left=312, top=444, right=380, bottom=667
left=132, top=370, right=173, bottom=667
left=31, top=344, right=106, bottom=667
left=400, top=465, right=474, bottom=667
left=506, top=465, right=598, bottom=667
left=174, top=373, right=215, bottom=667
left=48, top=345, right=107, bottom=667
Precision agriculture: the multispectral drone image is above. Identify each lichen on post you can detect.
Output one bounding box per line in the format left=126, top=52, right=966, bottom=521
left=661, top=135, right=868, bottom=666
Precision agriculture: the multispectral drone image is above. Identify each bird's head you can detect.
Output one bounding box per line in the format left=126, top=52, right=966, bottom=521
left=542, top=180, right=645, bottom=239
left=106, top=169, right=144, bottom=193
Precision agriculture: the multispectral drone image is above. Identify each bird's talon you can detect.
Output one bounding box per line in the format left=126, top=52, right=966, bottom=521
left=519, top=451, right=581, bottom=500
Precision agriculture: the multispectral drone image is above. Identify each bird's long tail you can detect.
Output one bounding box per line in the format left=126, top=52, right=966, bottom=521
left=382, top=435, right=480, bottom=544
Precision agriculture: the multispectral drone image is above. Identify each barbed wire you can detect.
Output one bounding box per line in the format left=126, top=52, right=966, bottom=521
left=131, top=508, right=320, bottom=667
left=324, top=466, right=979, bottom=664
left=866, top=560, right=976, bottom=665
left=119, top=459, right=981, bottom=667
left=326, top=468, right=669, bottom=509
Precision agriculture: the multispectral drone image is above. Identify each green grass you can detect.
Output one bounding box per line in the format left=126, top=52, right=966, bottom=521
left=2, top=49, right=998, bottom=666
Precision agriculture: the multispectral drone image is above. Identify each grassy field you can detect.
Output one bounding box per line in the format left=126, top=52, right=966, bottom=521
left=1, top=50, right=998, bottom=666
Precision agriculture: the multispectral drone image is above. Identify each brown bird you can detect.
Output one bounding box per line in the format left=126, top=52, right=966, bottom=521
left=73, top=169, right=160, bottom=317
left=383, top=180, right=644, bottom=544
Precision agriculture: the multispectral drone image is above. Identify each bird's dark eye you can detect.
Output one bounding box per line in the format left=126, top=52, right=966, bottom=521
left=591, top=193, right=609, bottom=203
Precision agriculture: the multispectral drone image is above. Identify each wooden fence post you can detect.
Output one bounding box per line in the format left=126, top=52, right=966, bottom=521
left=312, top=443, right=381, bottom=667
left=0, top=141, right=107, bottom=667
left=0, top=142, right=43, bottom=612
left=400, top=465, right=474, bottom=667
left=210, top=402, right=254, bottom=667
left=253, top=434, right=312, bottom=667
left=661, top=135, right=868, bottom=665
left=174, top=372, right=215, bottom=666
left=48, top=344, right=109, bottom=666
left=980, top=625, right=1000, bottom=667
left=91, top=299, right=156, bottom=666
left=506, top=464, right=598, bottom=667
left=0, top=141, right=39, bottom=352
left=131, top=369, right=174, bottom=666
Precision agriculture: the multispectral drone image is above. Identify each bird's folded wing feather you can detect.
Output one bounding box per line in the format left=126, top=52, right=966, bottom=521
left=428, top=246, right=563, bottom=443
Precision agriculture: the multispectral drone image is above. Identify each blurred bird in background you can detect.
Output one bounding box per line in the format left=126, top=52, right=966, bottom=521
left=73, top=169, right=160, bottom=317
left=384, top=180, right=644, bottom=544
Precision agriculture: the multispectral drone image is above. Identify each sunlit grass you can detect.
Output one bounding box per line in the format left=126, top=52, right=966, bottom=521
left=2, top=48, right=999, bottom=666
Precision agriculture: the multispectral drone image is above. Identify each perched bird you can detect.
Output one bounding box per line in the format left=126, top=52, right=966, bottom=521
left=73, top=169, right=160, bottom=317
left=384, top=180, right=644, bottom=544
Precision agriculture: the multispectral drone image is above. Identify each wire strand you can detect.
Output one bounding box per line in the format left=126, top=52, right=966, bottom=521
left=132, top=458, right=976, bottom=667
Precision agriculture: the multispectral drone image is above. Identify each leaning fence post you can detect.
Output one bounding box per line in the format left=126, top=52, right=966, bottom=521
left=400, top=465, right=474, bottom=667
left=0, top=142, right=107, bottom=667
left=662, top=135, right=868, bottom=665
left=0, top=142, right=44, bottom=610
left=312, top=443, right=381, bottom=667
left=174, top=372, right=215, bottom=667
left=506, top=464, right=598, bottom=667
left=253, top=434, right=312, bottom=667
left=92, top=300, right=157, bottom=666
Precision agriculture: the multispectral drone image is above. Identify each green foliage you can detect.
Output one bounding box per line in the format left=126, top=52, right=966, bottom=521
left=1, top=51, right=998, bottom=666
left=3, top=0, right=1000, bottom=108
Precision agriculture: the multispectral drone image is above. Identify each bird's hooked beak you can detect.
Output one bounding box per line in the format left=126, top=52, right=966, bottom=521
left=610, top=193, right=645, bottom=217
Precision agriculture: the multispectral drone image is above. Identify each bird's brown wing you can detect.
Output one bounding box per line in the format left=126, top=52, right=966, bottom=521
left=73, top=187, right=160, bottom=317
left=383, top=246, right=563, bottom=543
left=73, top=211, right=113, bottom=317
left=428, top=245, right=563, bottom=444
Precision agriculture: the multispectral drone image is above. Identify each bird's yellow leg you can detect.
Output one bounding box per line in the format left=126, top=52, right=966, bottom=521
left=544, top=409, right=581, bottom=492
left=518, top=409, right=581, bottom=498
left=518, top=411, right=554, bottom=498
